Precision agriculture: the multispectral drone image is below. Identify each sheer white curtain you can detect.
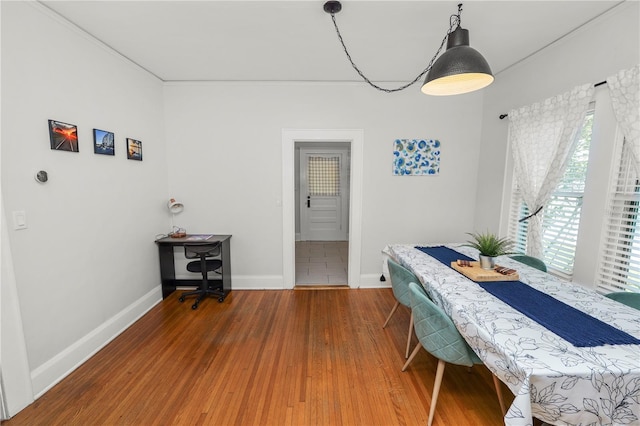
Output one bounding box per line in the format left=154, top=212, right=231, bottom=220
left=607, top=65, right=640, bottom=175
left=508, top=83, right=594, bottom=258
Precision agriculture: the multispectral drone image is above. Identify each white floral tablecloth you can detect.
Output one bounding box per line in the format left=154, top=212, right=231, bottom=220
left=384, top=244, right=640, bottom=426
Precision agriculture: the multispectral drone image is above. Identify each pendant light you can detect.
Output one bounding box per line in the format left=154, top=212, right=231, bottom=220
left=324, top=2, right=493, bottom=96
left=421, top=17, right=494, bottom=95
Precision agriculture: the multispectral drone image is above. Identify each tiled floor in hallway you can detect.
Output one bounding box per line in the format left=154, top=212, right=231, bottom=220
left=295, top=241, right=348, bottom=285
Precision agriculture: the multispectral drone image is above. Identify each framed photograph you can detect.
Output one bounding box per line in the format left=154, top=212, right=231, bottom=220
left=93, top=129, right=115, bottom=155
left=48, top=120, right=79, bottom=152
left=126, top=138, right=142, bottom=161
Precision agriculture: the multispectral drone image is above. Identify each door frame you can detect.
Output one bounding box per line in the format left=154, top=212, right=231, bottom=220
left=299, top=147, right=349, bottom=242
left=282, top=129, right=363, bottom=289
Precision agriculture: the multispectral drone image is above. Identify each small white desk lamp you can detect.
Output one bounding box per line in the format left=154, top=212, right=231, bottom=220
left=167, top=198, right=186, bottom=237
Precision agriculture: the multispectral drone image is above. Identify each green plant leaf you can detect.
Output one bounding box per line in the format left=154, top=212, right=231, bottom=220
left=463, top=231, right=515, bottom=257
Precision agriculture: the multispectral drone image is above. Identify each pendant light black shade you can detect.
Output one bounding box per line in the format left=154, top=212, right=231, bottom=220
left=325, top=1, right=493, bottom=95
left=421, top=27, right=493, bottom=96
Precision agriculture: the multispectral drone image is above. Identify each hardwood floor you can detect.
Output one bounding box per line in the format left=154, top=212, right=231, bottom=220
left=3, top=289, right=511, bottom=425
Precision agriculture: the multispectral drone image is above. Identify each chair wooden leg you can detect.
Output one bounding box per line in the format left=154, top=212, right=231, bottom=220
left=382, top=300, right=400, bottom=328
left=427, top=359, right=446, bottom=426
left=405, top=310, right=414, bottom=358
left=401, top=342, right=422, bottom=372
left=492, top=374, right=507, bottom=415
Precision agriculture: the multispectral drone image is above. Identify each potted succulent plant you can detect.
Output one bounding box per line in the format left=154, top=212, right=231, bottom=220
left=464, top=231, right=515, bottom=270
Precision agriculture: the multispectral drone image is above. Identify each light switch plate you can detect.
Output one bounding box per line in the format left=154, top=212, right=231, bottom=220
left=13, top=211, right=27, bottom=230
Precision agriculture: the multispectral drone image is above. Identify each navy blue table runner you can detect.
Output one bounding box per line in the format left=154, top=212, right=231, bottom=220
left=416, top=245, right=640, bottom=347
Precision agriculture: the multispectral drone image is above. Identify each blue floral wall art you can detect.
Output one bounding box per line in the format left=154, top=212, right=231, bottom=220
left=393, top=139, right=441, bottom=175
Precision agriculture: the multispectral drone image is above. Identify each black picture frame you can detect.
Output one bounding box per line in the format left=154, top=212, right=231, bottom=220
left=93, top=129, right=115, bottom=156
left=126, top=138, right=142, bottom=161
left=48, top=119, right=79, bottom=152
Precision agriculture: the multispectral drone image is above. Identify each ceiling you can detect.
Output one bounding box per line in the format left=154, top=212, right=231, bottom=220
left=40, top=1, right=624, bottom=84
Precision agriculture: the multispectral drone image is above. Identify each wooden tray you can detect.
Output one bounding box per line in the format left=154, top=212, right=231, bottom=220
left=450, top=261, right=519, bottom=282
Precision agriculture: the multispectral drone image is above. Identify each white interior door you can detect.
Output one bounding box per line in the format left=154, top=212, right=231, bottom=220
left=300, top=149, right=348, bottom=241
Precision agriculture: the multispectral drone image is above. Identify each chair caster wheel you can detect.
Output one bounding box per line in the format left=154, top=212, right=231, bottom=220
left=218, top=297, right=224, bottom=303
left=179, top=296, right=185, bottom=302
left=191, top=304, right=198, bottom=310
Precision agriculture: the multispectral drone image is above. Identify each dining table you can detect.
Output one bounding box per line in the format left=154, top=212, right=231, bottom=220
left=383, top=243, right=640, bottom=426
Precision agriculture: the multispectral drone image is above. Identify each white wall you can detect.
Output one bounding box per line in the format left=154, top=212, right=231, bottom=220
left=163, top=82, right=485, bottom=286
left=1, top=1, right=168, bottom=408
left=475, top=1, right=640, bottom=287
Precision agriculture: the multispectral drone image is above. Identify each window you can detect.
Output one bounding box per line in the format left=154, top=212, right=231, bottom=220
left=596, top=136, right=640, bottom=294
left=307, top=156, right=341, bottom=197
left=508, top=110, right=594, bottom=278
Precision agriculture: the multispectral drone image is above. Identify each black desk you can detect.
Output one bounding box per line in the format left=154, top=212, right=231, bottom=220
left=155, top=234, right=232, bottom=300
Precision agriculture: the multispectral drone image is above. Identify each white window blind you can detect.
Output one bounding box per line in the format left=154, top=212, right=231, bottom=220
left=508, top=191, right=584, bottom=277
left=508, top=110, right=594, bottom=277
left=508, top=190, right=528, bottom=254
left=596, top=137, right=640, bottom=294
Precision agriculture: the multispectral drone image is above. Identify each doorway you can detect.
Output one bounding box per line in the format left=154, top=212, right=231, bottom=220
left=281, top=129, right=363, bottom=289
left=296, top=145, right=350, bottom=286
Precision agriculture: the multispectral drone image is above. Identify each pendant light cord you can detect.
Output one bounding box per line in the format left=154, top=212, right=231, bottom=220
left=328, top=4, right=463, bottom=93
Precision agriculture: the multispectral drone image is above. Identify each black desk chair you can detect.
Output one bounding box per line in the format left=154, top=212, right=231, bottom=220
left=179, top=242, right=226, bottom=309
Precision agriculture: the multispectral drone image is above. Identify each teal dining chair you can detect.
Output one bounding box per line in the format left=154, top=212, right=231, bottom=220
left=383, top=259, right=427, bottom=359
left=404, top=282, right=506, bottom=425
left=510, top=254, right=547, bottom=272
left=604, top=292, right=640, bottom=310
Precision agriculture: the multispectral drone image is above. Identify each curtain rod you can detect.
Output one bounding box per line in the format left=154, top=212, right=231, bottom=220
left=499, top=80, right=607, bottom=119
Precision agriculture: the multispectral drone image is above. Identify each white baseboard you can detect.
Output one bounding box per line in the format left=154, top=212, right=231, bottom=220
left=228, top=275, right=391, bottom=289
left=357, top=273, right=391, bottom=288
left=230, top=274, right=390, bottom=290
left=231, top=275, right=286, bottom=289
left=30, top=287, right=162, bottom=397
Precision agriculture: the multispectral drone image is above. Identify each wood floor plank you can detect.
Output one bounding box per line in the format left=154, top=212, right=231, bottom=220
left=3, top=289, right=512, bottom=426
